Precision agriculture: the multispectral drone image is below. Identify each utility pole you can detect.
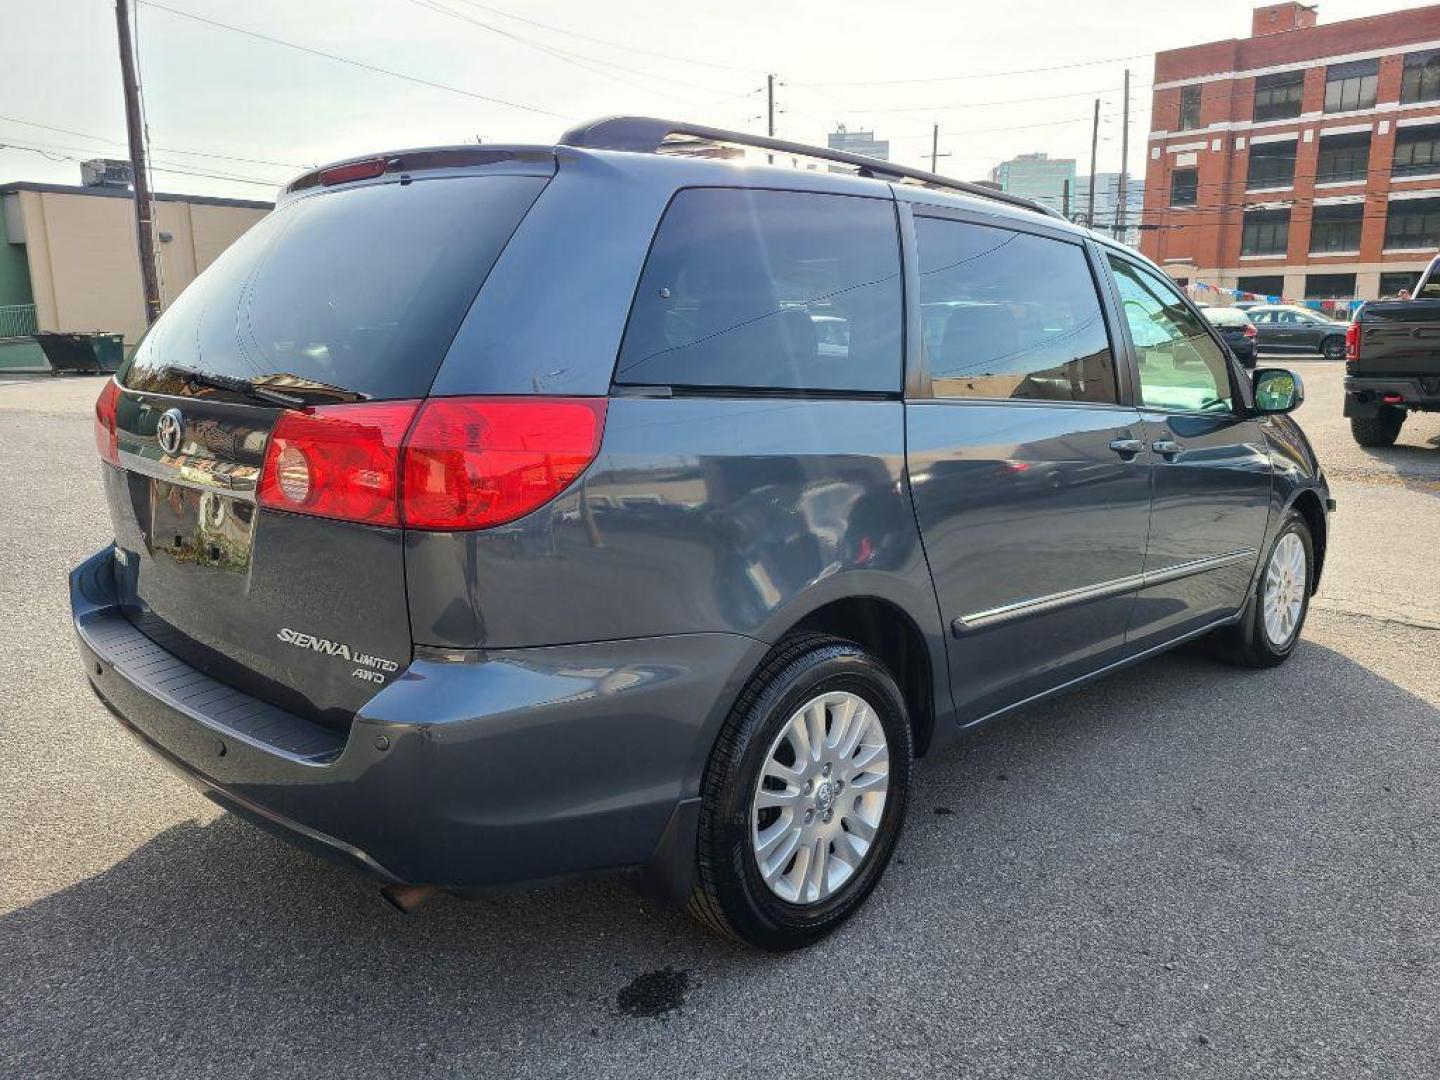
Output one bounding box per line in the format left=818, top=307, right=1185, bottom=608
left=1062, top=178, right=1071, bottom=219
left=1116, top=68, right=1131, bottom=242
left=1087, top=98, right=1099, bottom=228
left=766, top=73, right=775, bottom=164
left=114, top=0, right=162, bottom=326
left=929, top=122, right=951, bottom=174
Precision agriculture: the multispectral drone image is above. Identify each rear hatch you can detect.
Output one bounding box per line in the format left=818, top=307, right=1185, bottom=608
left=1355, top=300, right=1440, bottom=377
left=1203, top=309, right=1256, bottom=351
left=101, top=160, right=551, bottom=728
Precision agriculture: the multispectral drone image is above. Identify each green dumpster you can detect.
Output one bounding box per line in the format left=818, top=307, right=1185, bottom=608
left=32, top=332, right=126, bottom=375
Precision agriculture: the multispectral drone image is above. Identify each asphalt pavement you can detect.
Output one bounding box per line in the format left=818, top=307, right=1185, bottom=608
left=2, top=361, right=1438, bottom=1078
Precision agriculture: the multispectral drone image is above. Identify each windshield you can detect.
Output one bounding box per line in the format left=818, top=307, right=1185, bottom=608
left=123, top=175, right=547, bottom=401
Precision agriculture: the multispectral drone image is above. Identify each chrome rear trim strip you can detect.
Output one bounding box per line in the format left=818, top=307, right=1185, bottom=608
left=1141, top=549, right=1256, bottom=588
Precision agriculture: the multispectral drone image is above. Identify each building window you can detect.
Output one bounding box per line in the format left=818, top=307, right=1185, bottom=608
left=1379, top=271, right=1422, bottom=297
left=1304, top=273, right=1356, bottom=300
left=1253, top=71, right=1304, bottom=122
left=1324, top=59, right=1379, bottom=114
left=1237, top=275, right=1284, bottom=299
left=1316, top=131, right=1371, bottom=184
left=1402, top=50, right=1440, bottom=105
left=1246, top=140, right=1296, bottom=189
left=1241, top=209, right=1291, bottom=256
left=1385, top=197, right=1440, bottom=249
left=1309, top=203, right=1364, bottom=253
left=1178, top=85, right=1202, bottom=131
left=1393, top=124, right=1440, bottom=178
left=1170, top=168, right=1198, bottom=206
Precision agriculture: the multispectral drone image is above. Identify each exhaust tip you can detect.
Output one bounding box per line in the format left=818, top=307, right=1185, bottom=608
left=380, top=883, right=437, bottom=914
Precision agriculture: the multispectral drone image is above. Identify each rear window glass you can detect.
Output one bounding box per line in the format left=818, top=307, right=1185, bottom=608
left=123, top=175, right=547, bottom=401
left=615, top=188, right=902, bottom=392
left=915, top=216, right=1116, bottom=403
left=1204, top=308, right=1251, bottom=327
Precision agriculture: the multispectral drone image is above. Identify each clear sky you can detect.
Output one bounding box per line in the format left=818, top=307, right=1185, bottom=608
left=0, top=0, right=1420, bottom=202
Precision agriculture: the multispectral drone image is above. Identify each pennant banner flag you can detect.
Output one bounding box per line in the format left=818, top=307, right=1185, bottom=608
left=1185, top=279, right=1364, bottom=315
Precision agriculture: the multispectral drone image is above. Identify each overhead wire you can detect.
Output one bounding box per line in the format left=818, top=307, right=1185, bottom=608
left=136, top=0, right=577, bottom=120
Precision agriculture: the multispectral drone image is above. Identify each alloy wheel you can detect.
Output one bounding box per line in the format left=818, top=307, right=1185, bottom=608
left=750, top=690, right=890, bottom=906
left=1262, top=532, right=1307, bottom=647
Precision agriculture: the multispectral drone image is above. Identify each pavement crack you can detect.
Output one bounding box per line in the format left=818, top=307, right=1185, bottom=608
left=1311, top=601, right=1440, bottom=633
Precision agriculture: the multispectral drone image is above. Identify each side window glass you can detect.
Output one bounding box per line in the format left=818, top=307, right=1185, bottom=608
left=914, top=216, right=1117, bottom=403
left=1108, top=257, right=1234, bottom=414
left=615, top=188, right=902, bottom=391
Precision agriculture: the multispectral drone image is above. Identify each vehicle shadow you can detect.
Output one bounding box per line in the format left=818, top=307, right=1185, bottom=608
left=4, top=631, right=1439, bottom=1077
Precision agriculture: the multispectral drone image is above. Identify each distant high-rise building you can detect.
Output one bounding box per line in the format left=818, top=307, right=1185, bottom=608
left=1075, top=172, right=1145, bottom=243
left=828, top=125, right=889, bottom=162
left=989, top=152, right=1076, bottom=213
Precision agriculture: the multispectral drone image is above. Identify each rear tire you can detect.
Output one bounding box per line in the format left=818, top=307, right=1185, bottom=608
left=1213, top=509, right=1313, bottom=668
left=1321, top=335, right=1346, bottom=361
left=687, top=634, right=912, bottom=951
left=1350, top=407, right=1404, bottom=447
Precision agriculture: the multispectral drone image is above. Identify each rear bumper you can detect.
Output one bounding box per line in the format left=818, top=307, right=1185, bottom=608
left=73, top=545, right=759, bottom=892
left=1344, top=375, right=1440, bottom=416
left=1226, top=339, right=1256, bottom=365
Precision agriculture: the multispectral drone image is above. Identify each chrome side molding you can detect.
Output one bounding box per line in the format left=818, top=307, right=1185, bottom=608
left=952, top=549, right=1256, bottom=636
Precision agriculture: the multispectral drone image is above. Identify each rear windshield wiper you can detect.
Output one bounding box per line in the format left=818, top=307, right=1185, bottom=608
left=163, top=368, right=368, bottom=409
left=167, top=366, right=309, bottom=410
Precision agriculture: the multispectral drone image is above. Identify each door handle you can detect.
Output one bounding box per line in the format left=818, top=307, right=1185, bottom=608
left=1152, top=439, right=1182, bottom=459
left=1108, top=438, right=1145, bottom=458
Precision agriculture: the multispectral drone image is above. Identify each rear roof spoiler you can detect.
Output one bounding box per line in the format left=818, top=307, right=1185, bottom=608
left=282, top=146, right=553, bottom=198
left=558, top=116, right=1065, bottom=220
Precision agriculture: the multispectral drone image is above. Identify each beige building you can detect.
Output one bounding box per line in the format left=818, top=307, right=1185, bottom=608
left=0, top=180, right=271, bottom=366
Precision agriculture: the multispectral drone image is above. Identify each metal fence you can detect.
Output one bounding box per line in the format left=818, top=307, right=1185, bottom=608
left=0, top=304, right=37, bottom=340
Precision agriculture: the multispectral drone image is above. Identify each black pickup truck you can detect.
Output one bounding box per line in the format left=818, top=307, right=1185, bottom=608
left=1345, top=254, right=1440, bottom=446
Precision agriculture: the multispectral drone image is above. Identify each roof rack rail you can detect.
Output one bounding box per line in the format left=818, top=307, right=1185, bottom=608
left=558, top=116, right=1064, bottom=220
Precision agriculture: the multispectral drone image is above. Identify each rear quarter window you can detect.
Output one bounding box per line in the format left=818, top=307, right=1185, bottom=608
left=615, top=188, right=903, bottom=392
left=123, top=175, right=548, bottom=401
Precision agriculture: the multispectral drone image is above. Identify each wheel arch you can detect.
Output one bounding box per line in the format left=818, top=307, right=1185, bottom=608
left=783, top=594, right=941, bottom=758
left=1288, top=487, right=1328, bottom=592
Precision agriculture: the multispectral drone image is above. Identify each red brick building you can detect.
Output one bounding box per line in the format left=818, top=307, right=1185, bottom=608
left=1141, top=2, right=1440, bottom=303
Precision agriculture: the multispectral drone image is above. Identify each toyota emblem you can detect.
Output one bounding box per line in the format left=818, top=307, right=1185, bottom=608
left=156, top=408, right=184, bottom=455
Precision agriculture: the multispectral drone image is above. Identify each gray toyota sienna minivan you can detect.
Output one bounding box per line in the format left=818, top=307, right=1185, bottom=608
left=72, top=118, right=1329, bottom=950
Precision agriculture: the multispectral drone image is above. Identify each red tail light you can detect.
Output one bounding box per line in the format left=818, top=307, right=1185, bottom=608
left=1345, top=320, right=1361, bottom=363
left=258, top=397, right=607, bottom=531
left=319, top=157, right=388, bottom=186
left=95, top=379, right=121, bottom=465
left=402, top=398, right=607, bottom=530
left=259, top=402, right=419, bottom=526
left=1243, top=322, right=1258, bottom=339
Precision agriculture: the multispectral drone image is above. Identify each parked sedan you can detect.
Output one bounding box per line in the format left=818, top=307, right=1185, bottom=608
left=1248, top=305, right=1348, bottom=359
left=1203, top=306, right=1258, bottom=367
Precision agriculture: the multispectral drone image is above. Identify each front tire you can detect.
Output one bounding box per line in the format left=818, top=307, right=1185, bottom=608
left=1214, top=510, right=1313, bottom=668
left=687, top=635, right=912, bottom=950
left=1350, top=407, right=1404, bottom=447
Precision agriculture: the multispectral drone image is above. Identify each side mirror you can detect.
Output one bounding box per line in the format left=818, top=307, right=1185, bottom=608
left=1253, top=367, right=1304, bottom=414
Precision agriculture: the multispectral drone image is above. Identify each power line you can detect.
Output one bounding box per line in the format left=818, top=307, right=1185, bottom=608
left=791, top=52, right=1152, bottom=88
left=0, top=139, right=283, bottom=189
left=782, top=84, right=1147, bottom=116
left=0, top=113, right=308, bottom=169
left=406, top=0, right=730, bottom=103
left=136, top=0, right=576, bottom=120
left=442, top=0, right=766, bottom=74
